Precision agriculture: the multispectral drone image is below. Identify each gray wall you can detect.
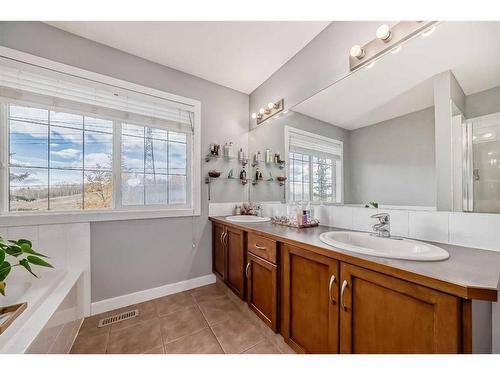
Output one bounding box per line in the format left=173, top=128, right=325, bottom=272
left=466, top=85, right=500, bottom=119
left=248, top=111, right=350, bottom=202
left=0, top=22, right=249, bottom=302
left=349, top=107, right=436, bottom=206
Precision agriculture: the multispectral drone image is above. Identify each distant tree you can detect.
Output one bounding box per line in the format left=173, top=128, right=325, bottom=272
left=313, top=160, right=333, bottom=202
left=84, top=164, right=112, bottom=208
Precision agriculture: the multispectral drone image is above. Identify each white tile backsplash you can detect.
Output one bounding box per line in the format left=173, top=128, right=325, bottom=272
left=331, top=206, right=353, bottom=229
left=352, top=207, right=377, bottom=232
left=209, top=202, right=500, bottom=252
left=449, top=212, right=500, bottom=252
left=409, top=211, right=449, bottom=243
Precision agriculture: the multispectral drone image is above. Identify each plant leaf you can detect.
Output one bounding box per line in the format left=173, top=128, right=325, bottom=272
left=0, top=248, right=5, bottom=264
left=19, top=259, right=38, bottom=278
left=0, top=261, right=11, bottom=281
left=5, top=245, right=23, bottom=257
left=16, top=239, right=33, bottom=248
left=27, top=255, right=53, bottom=268
left=0, top=281, right=5, bottom=296
left=21, top=247, right=49, bottom=258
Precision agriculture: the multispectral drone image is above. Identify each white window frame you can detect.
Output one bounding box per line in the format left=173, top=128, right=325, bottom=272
left=0, top=46, right=201, bottom=226
left=284, top=126, right=343, bottom=204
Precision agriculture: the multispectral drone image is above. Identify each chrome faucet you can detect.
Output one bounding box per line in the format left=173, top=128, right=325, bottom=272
left=371, top=213, right=390, bottom=237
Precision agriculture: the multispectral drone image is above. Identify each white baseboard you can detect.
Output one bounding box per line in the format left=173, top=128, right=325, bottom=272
left=90, top=274, right=216, bottom=316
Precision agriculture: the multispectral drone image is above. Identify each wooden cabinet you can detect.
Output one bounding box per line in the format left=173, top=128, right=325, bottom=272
left=246, top=252, right=278, bottom=331
left=211, top=220, right=472, bottom=354
left=212, top=223, right=246, bottom=299
left=339, top=262, right=461, bottom=354
left=212, top=222, right=226, bottom=280
left=282, top=244, right=339, bottom=354
left=226, top=226, right=246, bottom=298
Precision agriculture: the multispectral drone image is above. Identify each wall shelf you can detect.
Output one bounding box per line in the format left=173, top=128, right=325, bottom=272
left=205, top=154, right=248, bottom=165
left=251, top=160, right=286, bottom=169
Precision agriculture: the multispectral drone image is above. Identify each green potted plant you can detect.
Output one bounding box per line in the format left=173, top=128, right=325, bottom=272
left=0, top=236, right=53, bottom=297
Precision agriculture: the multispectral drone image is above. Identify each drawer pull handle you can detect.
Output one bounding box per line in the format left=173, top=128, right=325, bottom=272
left=341, top=280, right=348, bottom=310
left=254, top=244, right=267, bottom=250
left=245, top=262, right=251, bottom=278
left=328, top=275, right=336, bottom=304
left=220, top=231, right=224, bottom=244
left=223, top=231, right=228, bottom=246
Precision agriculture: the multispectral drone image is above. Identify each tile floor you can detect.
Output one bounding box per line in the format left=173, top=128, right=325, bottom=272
left=70, top=281, right=294, bottom=354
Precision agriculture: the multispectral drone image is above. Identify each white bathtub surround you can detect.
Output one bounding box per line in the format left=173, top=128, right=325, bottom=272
left=0, top=223, right=90, bottom=353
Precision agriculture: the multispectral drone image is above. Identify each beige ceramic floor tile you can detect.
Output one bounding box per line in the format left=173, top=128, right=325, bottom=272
left=160, top=306, right=208, bottom=343
left=211, top=317, right=264, bottom=354
left=143, top=345, right=165, bottom=354
left=70, top=333, right=109, bottom=354
left=197, top=296, right=246, bottom=326
left=107, top=318, right=162, bottom=354
left=189, top=283, right=227, bottom=303
left=164, top=328, right=223, bottom=354
left=155, top=291, right=196, bottom=316
left=242, top=339, right=281, bottom=354
left=109, top=300, right=157, bottom=331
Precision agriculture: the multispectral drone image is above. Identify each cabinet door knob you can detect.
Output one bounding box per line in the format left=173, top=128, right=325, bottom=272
left=341, top=280, right=348, bottom=310
left=245, top=262, right=251, bottom=278
left=329, top=275, right=336, bottom=304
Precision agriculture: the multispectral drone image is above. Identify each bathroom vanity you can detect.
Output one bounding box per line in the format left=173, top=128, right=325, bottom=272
left=210, top=216, right=500, bottom=354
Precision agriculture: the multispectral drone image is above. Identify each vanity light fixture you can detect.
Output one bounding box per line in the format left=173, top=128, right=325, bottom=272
left=376, top=24, right=392, bottom=42
left=349, top=21, right=438, bottom=71
left=251, top=98, right=285, bottom=125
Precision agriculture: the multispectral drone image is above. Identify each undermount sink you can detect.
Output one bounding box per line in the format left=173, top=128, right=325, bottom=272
left=226, top=215, right=271, bottom=223
left=319, top=231, right=449, bottom=261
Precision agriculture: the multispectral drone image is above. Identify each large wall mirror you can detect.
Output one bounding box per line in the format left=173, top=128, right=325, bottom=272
left=249, top=21, right=500, bottom=213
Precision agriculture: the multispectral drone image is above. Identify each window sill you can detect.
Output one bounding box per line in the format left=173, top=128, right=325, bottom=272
left=0, top=208, right=200, bottom=227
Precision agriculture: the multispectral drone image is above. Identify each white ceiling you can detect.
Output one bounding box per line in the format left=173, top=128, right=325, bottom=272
left=45, top=21, right=330, bottom=94
left=294, top=21, right=500, bottom=130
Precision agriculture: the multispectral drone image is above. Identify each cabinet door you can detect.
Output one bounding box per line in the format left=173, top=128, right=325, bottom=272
left=282, top=244, right=339, bottom=353
left=226, top=226, right=245, bottom=299
left=339, top=263, right=461, bottom=354
left=246, top=252, right=278, bottom=332
left=212, top=223, right=226, bottom=280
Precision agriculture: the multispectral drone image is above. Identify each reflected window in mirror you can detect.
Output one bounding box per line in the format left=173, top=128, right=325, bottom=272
left=286, top=126, right=343, bottom=204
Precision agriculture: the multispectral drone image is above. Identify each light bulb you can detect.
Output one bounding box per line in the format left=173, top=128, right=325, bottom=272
left=350, top=45, right=365, bottom=59
left=259, top=108, right=265, bottom=115
left=376, top=24, right=392, bottom=41
left=251, top=113, right=257, bottom=119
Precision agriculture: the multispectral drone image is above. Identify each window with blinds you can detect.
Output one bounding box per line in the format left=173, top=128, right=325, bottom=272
left=0, top=57, right=198, bottom=214
left=286, top=127, right=343, bottom=203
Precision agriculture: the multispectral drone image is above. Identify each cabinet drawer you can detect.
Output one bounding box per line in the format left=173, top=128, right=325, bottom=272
left=248, top=233, right=277, bottom=264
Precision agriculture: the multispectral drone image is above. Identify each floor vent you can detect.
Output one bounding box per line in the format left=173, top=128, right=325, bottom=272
left=98, top=309, right=139, bottom=328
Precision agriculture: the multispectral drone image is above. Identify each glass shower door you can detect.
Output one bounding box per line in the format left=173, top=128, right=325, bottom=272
left=463, top=115, right=500, bottom=213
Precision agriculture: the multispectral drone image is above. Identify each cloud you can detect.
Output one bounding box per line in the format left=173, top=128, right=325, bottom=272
left=51, top=148, right=81, bottom=159
left=84, top=153, right=112, bottom=169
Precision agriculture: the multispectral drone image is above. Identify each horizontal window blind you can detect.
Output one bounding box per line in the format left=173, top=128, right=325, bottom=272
left=289, top=132, right=342, bottom=159
left=0, top=58, right=194, bottom=133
